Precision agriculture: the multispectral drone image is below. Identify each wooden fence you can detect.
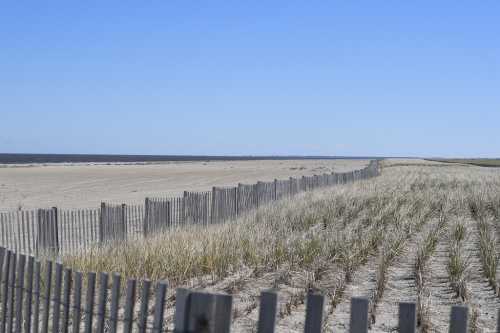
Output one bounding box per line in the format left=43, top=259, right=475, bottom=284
left=0, top=161, right=380, bottom=256
left=0, top=246, right=489, bottom=332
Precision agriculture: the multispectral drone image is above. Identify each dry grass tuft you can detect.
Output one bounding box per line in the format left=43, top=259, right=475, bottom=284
left=447, top=221, right=470, bottom=302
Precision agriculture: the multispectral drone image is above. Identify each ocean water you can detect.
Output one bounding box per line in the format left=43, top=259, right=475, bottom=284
left=0, top=153, right=375, bottom=164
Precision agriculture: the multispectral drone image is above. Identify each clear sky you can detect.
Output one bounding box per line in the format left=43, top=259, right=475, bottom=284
left=1, top=1, right=499, bottom=157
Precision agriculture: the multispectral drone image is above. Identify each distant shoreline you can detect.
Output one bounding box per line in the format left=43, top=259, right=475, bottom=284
left=0, top=153, right=381, bottom=165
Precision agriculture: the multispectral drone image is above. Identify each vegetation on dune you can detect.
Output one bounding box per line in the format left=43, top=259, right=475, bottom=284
left=61, top=160, right=500, bottom=331
left=447, top=220, right=470, bottom=301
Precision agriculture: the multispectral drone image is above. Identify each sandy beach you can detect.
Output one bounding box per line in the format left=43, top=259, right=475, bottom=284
left=0, top=159, right=368, bottom=210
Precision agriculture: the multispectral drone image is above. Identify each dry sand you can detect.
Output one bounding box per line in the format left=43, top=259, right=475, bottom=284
left=0, top=159, right=368, bottom=210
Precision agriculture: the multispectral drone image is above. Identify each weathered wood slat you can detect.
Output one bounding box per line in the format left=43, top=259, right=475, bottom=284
left=61, top=268, right=72, bottom=333
left=23, top=256, right=34, bottom=333
left=72, top=271, right=83, bottom=333
left=109, top=274, right=121, bottom=333
left=152, top=281, right=168, bottom=333
left=123, top=279, right=137, bottom=333
left=95, top=272, right=108, bottom=333
left=399, top=302, right=417, bottom=333
left=52, top=263, right=63, bottom=333
left=186, top=292, right=216, bottom=333
left=33, top=261, right=41, bottom=333
left=257, top=290, right=278, bottom=333
left=14, top=255, right=26, bottom=333
left=137, top=279, right=151, bottom=333
left=7, top=252, right=17, bottom=333
left=173, top=288, right=190, bottom=332
left=449, top=305, right=468, bottom=333
left=350, top=297, right=369, bottom=333
left=304, top=293, right=324, bottom=333
left=213, top=294, right=232, bottom=333
left=84, top=272, right=96, bottom=333
left=41, top=260, right=52, bottom=333
left=0, top=249, right=10, bottom=333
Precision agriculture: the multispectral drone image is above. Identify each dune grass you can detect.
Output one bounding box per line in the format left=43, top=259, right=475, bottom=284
left=61, top=161, right=500, bottom=297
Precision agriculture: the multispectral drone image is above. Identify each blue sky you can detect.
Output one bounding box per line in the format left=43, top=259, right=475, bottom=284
left=1, top=1, right=499, bottom=157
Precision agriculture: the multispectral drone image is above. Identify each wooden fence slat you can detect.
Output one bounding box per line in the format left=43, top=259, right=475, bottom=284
left=7, top=252, right=17, bottom=333
left=304, top=293, right=324, bottom=333
left=71, top=271, right=83, bottom=333
left=349, top=297, right=369, bottom=333
left=123, top=279, right=137, bottom=333
left=84, top=272, right=96, bottom=333
left=61, top=268, right=72, bottom=333
left=257, top=290, right=278, bottom=333
left=137, top=280, right=151, bottom=333
left=151, top=281, right=168, bottom=333
left=0, top=216, right=5, bottom=248
left=52, top=263, right=63, bottom=333
left=497, top=308, right=500, bottom=333
left=95, top=272, right=108, bottom=333
left=109, top=274, right=121, bottom=333
left=213, top=294, right=233, bottom=333
left=41, top=260, right=52, bottom=333
left=16, top=212, right=22, bottom=253
left=449, top=305, right=468, bottom=333
left=21, top=212, right=26, bottom=254
left=33, top=261, right=41, bottom=333
left=497, top=309, right=500, bottom=333
left=14, top=254, right=26, bottom=333
left=23, top=256, right=34, bottom=333
left=186, top=292, right=216, bottom=333
left=0, top=249, right=9, bottom=333
left=399, top=302, right=416, bottom=333
left=173, top=288, right=190, bottom=332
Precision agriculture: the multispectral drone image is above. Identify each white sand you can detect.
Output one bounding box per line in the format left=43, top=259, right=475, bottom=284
left=0, top=159, right=368, bottom=210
